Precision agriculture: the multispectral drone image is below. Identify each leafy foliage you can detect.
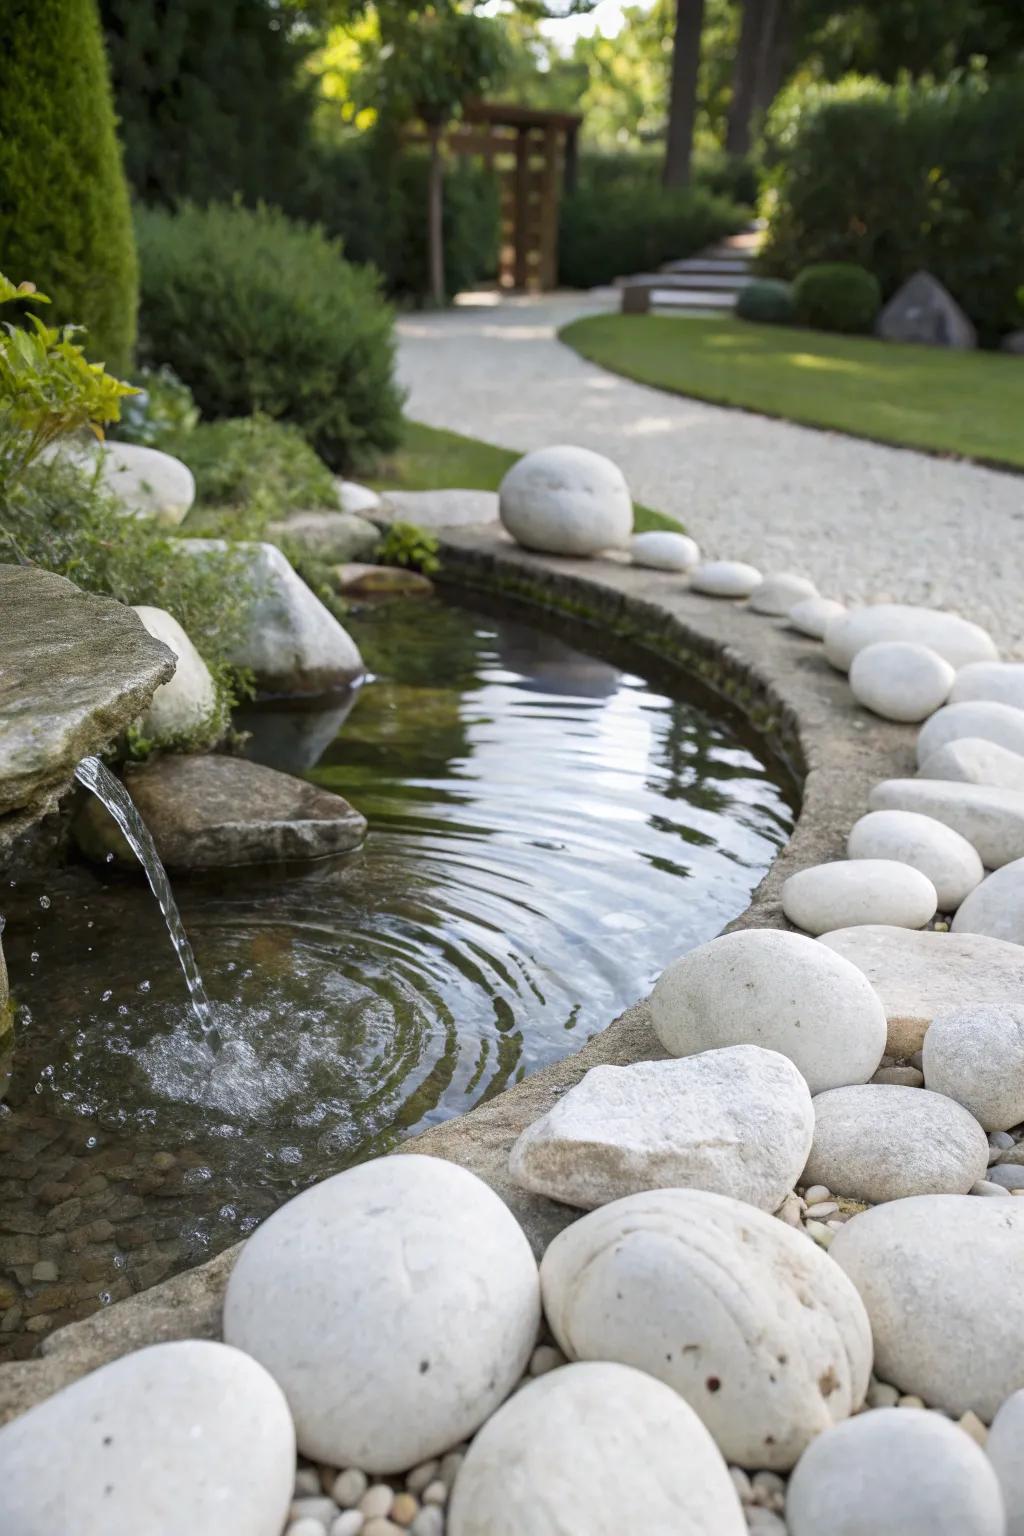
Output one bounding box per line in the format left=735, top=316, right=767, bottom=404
left=168, top=415, right=340, bottom=534
left=736, top=278, right=795, bottom=326
left=0, top=0, right=138, bottom=373
left=375, top=521, right=441, bottom=576
left=135, top=201, right=404, bottom=472
left=792, top=263, right=882, bottom=334
left=115, top=366, right=199, bottom=446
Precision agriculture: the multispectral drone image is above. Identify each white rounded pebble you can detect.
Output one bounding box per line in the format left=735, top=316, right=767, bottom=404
left=689, top=560, right=763, bottom=598
left=334, top=1470, right=370, bottom=1508
left=870, top=778, right=1024, bottom=868
left=223, top=1155, right=540, bottom=1474
left=292, top=1498, right=342, bottom=1526
left=749, top=572, right=817, bottom=615
left=421, top=1482, right=447, bottom=1506
left=785, top=1407, right=1005, bottom=1536
left=290, top=1522, right=331, bottom=1536
left=747, top=1512, right=788, bottom=1534
left=923, top=1005, right=1024, bottom=1131
left=824, top=604, right=998, bottom=674
left=730, top=1467, right=754, bottom=1501
left=803, top=1184, right=831, bottom=1204
left=849, top=641, right=955, bottom=723
left=296, top=1469, right=322, bottom=1498
left=829, top=1194, right=1024, bottom=1418
left=363, top=1522, right=402, bottom=1536
left=803, top=1085, right=989, bottom=1203
left=986, top=1164, right=1024, bottom=1189
left=629, top=530, right=700, bottom=571
left=953, top=856, right=1024, bottom=944
left=782, top=859, right=937, bottom=936
left=410, top=1511, right=444, bottom=1536
left=918, top=700, right=1024, bottom=766
left=360, top=1487, right=394, bottom=1519
left=528, top=1344, right=565, bottom=1377
left=447, top=1361, right=746, bottom=1535
left=866, top=1377, right=900, bottom=1409
left=847, top=809, right=983, bottom=911
left=405, top=1463, right=439, bottom=1496
left=952, top=661, right=1024, bottom=710
left=541, top=1188, right=871, bottom=1471
left=789, top=596, right=847, bottom=640
left=498, top=445, right=632, bottom=557
left=0, top=1340, right=295, bottom=1536
left=751, top=1470, right=787, bottom=1505
left=986, top=1388, right=1024, bottom=1536
left=972, top=1179, right=1013, bottom=1196
left=332, top=1515, right=365, bottom=1536
left=919, top=736, right=1024, bottom=793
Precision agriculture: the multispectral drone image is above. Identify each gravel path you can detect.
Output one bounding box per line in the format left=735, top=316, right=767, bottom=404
left=397, top=295, right=1024, bottom=656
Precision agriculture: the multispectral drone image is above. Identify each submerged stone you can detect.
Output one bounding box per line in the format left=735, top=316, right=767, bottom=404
left=330, top=563, right=435, bottom=597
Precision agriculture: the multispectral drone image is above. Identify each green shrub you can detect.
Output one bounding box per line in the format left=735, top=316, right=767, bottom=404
left=115, top=366, right=199, bottom=446
left=736, top=278, right=796, bottom=326
left=376, top=521, right=441, bottom=576
left=792, top=262, right=882, bottom=334
left=135, top=202, right=404, bottom=473
left=0, top=0, right=138, bottom=373
left=559, top=178, right=747, bottom=289
left=761, top=73, right=1024, bottom=343
left=167, top=416, right=339, bottom=534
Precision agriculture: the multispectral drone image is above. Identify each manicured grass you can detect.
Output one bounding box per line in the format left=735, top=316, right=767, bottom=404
left=369, top=419, right=680, bottom=532
left=560, top=314, right=1024, bottom=470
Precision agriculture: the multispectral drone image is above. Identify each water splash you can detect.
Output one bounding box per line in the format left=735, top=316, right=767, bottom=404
left=73, top=757, right=220, bottom=1051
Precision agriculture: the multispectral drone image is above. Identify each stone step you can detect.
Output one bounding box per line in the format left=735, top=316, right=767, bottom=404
left=660, top=257, right=753, bottom=276
left=618, top=271, right=752, bottom=292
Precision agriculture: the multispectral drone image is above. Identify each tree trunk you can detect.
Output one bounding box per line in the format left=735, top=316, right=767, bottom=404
left=663, top=0, right=707, bottom=188
left=750, top=0, right=792, bottom=130
left=427, top=122, right=445, bottom=308
left=725, top=0, right=765, bottom=157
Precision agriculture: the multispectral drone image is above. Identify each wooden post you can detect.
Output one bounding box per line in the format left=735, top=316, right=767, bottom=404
left=514, top=125, right=530, bottom=291
left=539, top=123, right=560, bottom=291
left=563, top=124, right=579, bottom=195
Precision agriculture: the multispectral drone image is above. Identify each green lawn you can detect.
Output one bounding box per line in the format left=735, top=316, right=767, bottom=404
left=368, top=419, right=680, bottom=532
left=560, top=314, right=1024, bottom=470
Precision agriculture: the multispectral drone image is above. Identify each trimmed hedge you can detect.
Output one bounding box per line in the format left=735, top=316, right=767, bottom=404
left=761, top=73, right=1024, bottom=343
left=135, top=202, right=403, bottom=474
left=736, top=278, right=795, bottom=326
left=793, top=263, right=881, bottom=334
left=0, top=0, right=138, bottom=372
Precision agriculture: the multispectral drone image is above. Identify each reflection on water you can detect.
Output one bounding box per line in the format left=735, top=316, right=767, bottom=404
left=0, top=593, right=796, bottom=1357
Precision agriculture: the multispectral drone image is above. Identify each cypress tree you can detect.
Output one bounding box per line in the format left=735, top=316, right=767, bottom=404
left=0, top=0, right=138, bottom=373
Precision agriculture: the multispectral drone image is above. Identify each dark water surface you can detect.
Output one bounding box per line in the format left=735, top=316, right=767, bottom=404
left=0, top=592, right=796, bottom=1357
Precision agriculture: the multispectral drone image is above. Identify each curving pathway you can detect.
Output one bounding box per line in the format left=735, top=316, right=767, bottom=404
left=397, top=295, right=1024, bottom=656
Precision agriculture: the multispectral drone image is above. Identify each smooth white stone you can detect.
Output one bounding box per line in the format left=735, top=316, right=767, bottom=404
left=782, top=860, right=937, bottom=936
left=819, top=924, right=1024, bottom=1057
left=498, top=445, right=632, bottom=557
left=849, top=642, right=954, bottom=723
left=952, top=661, right=1024, bottom=711
left=131, top=605, right=219, bottom=744
left=987, top=1164, right=1024, bottom=1189
left=688, top=560, right=763, bottom=597
left=919, top=737, right=1024, bottom=793
left=953, top=857, right=1024, bottom=944
left=508, top=1046, right=813, bottom=1213
left=987, top=1388, right=1024, bottom=1536
left=847, top=809, right=983, bottom=911
left=923, top=1005, right=1024, bottom=1131
left=748, top=572, right=817, bottom=615
left=652, top=929, right=886, bottom=1095
left=830, top=1194, right=1024, bottom=1418
left=804, top=1084, right=988, bottom=1202
left=629, top=530, right=700, bottom=571
left=223, top=1155, right=540, bottom=1474
left=447, top=1361, right=745, bottom=1536
left=540, top=1188, right=871, bottom=1472
left=336, top=480, right=381, bottom=516
left=824, top=604, right=997, bottom=674
left=918, top=701, right=1024, bottom=766
left=99, top=441, right=195, bottom=525
left=786, top=1408, right=1005, bottom=1536
left=0, top=1340, right=295, bottom=1536
left=788, top=596, right=847, bottom=640
left=869, top=778, right=1024, bottom=868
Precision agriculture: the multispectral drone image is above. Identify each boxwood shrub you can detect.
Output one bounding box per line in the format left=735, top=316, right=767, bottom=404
left=792, top=263, right=882, bottom=334
left=736, top=278, right=795, bottom=326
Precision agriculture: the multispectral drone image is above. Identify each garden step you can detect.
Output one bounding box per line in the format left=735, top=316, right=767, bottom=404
left=621, top=286, right=738, bottom=314
left=618, top=271, right=752, bottom=291
left=659, top=257, right=753, bottom=275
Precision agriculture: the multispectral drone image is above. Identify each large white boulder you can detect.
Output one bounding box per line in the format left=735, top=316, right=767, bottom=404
left=131, top=605, right=220, bottom=745
left=688, top=560, right=762, bottom=597
left=922, top=1004, right=1024, bottom=1131
left=540, top=1188, right=872, bottom=1471
left=336, top=479, right=381, bottom=516
left=498, top=445, right=632, bottom=556
left=987, top=1389, right=1024, bottom=1536
left=629, top=530, right=700, bottom=571
left=847, top=809, right=983, bottom=911
left=952, top=661, right=1024, bottom=711
left=0, top=1340, right=294, bottom=1536
left=849, top=641, right=955, bottom=723
left=953, top=857, right=1024, bottom=943
left=98, top=440, right=195, bottom=525
left=748, top=572, right=817, bottom=615
left=869, top=778, right=1024, bottom=868
left=820, top=924, right=1024, bottom=1058
left=782, top=859, right=937, bottom=935
left=830, top=1194, right=1024, bottom=1418
left=786, top=1408, right=1006, bottom=1536
left=222, top=1155, right=540, bottom=1474
left=803, top=1084, right=988, bottom=1203
left=824, top=604, right=997, bottom=674
left=918, top=700, right=1024, bottom=765
left=508, top=1046, right=813, bottom=1213
left=447, top=1362, right=745, bottom=1536
left=652, top=929, right=886, bottom=1094
left=181, top=540, right=364, bottom=696
left=789, top=596, right=846, bottom=640
left=919, top=737, right=1024, bottom=793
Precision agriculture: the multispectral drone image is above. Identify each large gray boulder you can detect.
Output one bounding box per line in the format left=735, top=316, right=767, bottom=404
left=266, top=510, right=380, bottom=565
left=875, top=272, right=977, bottom=349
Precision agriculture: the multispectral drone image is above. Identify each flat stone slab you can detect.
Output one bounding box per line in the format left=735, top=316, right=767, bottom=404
left=74, top=754, right=367, bottom=870
left=375, top=489, right=500, bottom=529
left=0, top=565, right=174, bottom=836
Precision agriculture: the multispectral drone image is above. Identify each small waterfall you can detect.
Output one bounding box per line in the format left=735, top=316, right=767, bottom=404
left=73, top=756, right=220, bottom=1051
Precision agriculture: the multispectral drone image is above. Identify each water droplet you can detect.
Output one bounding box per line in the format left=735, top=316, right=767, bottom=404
left=101, top=990, right=112, bottom=1003
left=30, top=951, right=39, bottom=964
left=138, top=979, right=151, bottom=994
left=99, top=1291, right=112, bottom=1305
left=112, top=1253, right=126, bottom=1270
left=117, top=1004, right=129, bottom=1016
left=33, top=1082, right=42, bottom=1095
left=86, top=1135, right=97, bottom=1148
left=105, top=853, right=114, bottom=864
left=38, top=895, right=50, bottom=910
left=87, top=921, right=94, bottom=929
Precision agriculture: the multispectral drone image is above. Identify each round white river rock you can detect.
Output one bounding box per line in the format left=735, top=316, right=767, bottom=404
left=987, top=1388, right=1024, bottom=1536
left=652, top=929, right=886, bottom=1095
left=919, top=736, right=1024, bottom=793
left=508, top=1045, right=813, bottom=1213
left=847, top=809, right=983, bottom=911
left=222, top=1155, right=541, bottom=1473
left=786, top=1408, right=1006, bottom=1536
left=869, top=778, right=1024, bottom=868
left=782, top=860, right=937, bottom=936
left=952, top=857, right=1024, bottom=944
left=803, top=1084, right=988, bottom=1202
left=952, top=661, right=1024, bottom=711
left=99, top=441, right=195, bottom=525
left=748, top=572, right=818, bottom=615
left=688, top=560, right=763, bottom=597
left=829, top=1194, right=1024, bottom=1418
left=447, top=1361, right=745, bottom=1536
left=540, top=1188, right=872, bottom=1472
left=0, top=1340, right=295, bottom=1536
left=922, top=1004, right=1024, bottom=1131
left=132, top=605, right=219, bottom=743
left=498, top=445, right=632, bottom=557
left=629, top=530, right=700, bottom=571
left=918, top=700, right=1024, bottom=766
left=824, top=604, right=998, bottom=674
left=789, top=596, right=847, bottom=640
left=849, top=641, right=955, bottom=723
